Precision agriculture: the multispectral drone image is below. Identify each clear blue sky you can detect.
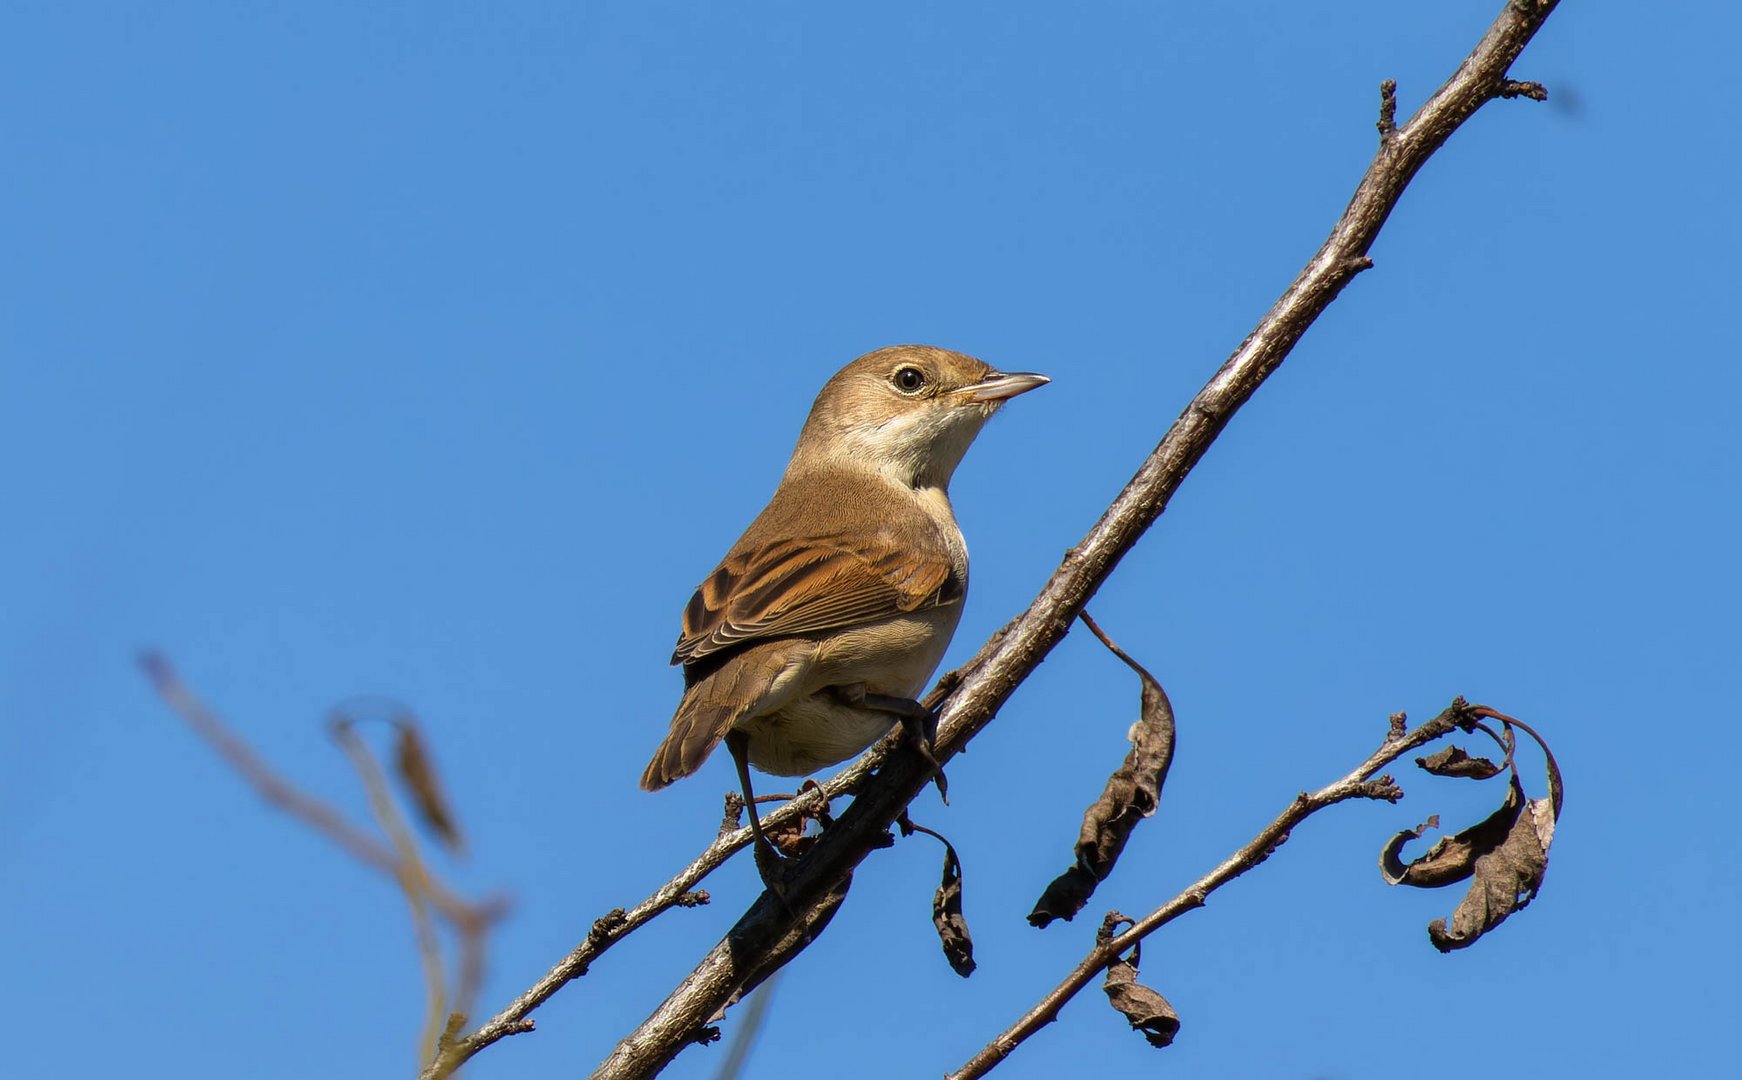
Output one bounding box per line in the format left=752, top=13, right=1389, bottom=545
left=4, top=3, right=1737, bottom=1078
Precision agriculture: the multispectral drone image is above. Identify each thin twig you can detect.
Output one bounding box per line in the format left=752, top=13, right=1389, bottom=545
left=1076, top=610, right=1140, bottom=673
left=947, top=702, right=1472, bottom=1079
left=1377, top=78, right=1398, bottom=141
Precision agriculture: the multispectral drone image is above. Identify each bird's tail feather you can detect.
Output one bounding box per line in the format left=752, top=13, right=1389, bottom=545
left=641, top=642, right=810, bottom=792
left=639, top=698, right=734, bottom=791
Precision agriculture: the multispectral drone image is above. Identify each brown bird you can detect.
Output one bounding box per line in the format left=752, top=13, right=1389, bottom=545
left=640, top=344, right=1047, bottom=857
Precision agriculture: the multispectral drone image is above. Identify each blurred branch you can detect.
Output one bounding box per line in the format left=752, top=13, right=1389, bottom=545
left=142, top=652, right=402, bottom=880
left=140, top=654, right=507, bottom=1071
left=948, top=702, right=1471, bottom=1078
left=710, top=972, right=781, bottom=1080
left=332, top=714, right=451, bottom=1065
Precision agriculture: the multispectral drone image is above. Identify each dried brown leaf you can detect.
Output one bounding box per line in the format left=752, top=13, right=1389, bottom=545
left=1426, top=778, right=1554, bottom=951
left=1103, top=954, right=1179, bottom=1048
left=932, top=838, right=976, bottom=978
left=1029, top=614, right=1176, bottom=928
left=1429, top=733, right=1562, bottom=951
left=1415, top=744, right=1502, bottom=780
left=1028, top=866, right=1099, bottom=930
left=764, top=813, right=813, bottom=860
left=1384, top=715, right=1563, bottom=951
left=393, top=719, right=465, bottom=855
left=1379, top=792, right=1518, bottom=889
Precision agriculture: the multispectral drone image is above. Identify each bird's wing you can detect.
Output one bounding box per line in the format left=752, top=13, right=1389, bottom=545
left=672, top=531, right=962, bottom=666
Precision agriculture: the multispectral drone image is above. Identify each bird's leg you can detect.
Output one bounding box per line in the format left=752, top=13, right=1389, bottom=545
left=724, top=730, right=790, bottom=889
left=834, top=686, right=949, bottom=803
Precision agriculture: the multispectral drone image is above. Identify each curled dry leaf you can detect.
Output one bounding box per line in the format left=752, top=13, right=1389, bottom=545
left=1382, top=714, right=1563, bottom=952
left=1029, top=612, right=1176, bottom=928
left=932, top=838, right=976, bottom=978
left=1428, top=758, right=1560, bottom=951
left=1380, top=794, right=1517, bottom=889
left=900, top=815, right=976, bottom=977
left=1103, top=953, right=1180, bottom=1049
left=393, top=719, right=466, bottom=855
left=764, top=814, right=813, bottom=860
left=1415, top=744, right=1502, bottom=780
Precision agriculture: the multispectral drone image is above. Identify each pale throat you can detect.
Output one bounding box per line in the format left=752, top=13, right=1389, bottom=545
left=852, top=407, right=988, bottom=492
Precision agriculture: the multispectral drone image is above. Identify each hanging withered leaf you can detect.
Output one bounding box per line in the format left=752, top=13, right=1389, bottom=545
left=1416, top=744, right=1503, bottom=780
left=1100, top=931, right=1179, bottom=1049
left=899, top=814, right=976, bottom=977
left=1381, top=712, right=1563, bottom=951
left=1029, top=612, right=1176, bottom=928
left=1029, top=866, right=1100, bottom=930
left=392, top=718, right=466, bottom=855
left=1425, top=775, right=1556, bottom=951
left=932, top=836, right=976, bottom=977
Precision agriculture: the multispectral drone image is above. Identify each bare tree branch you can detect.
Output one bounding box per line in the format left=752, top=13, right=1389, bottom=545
left=412, top=2, right=1569, bottom=1075
left=947, top=702, right=1471, bottom=1078
left=581, top=3, right=1563, bottom=1075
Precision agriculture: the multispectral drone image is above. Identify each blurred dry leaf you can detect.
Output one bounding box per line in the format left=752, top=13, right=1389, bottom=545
left=394, top=718, right=466, bottom=855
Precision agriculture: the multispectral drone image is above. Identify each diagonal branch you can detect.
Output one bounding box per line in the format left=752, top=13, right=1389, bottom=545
left=586, top=3, right=1562, bottom=1076
left=947, top=702, right=1472, bottom=1079
left=432, top=2, right=1565, bottom=1076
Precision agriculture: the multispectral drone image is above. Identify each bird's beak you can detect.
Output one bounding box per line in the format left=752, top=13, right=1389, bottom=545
left=963, top=370, right=1051, bottom=403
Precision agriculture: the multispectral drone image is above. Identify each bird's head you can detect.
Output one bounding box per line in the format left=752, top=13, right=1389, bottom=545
left=790, top=345, right=1049, bottom=490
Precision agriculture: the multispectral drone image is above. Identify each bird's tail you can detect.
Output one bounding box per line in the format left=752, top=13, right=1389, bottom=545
left=639, top=696, right=734, bottom=791
left=641, top=642, right=806, bottom=791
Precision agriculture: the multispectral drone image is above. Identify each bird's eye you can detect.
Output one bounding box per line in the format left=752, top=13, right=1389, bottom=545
left=893, top=367, right=926, bottom=393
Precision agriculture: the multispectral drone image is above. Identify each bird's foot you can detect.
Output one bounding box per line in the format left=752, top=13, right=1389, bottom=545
left=897, top=710, right=949, bottom=804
